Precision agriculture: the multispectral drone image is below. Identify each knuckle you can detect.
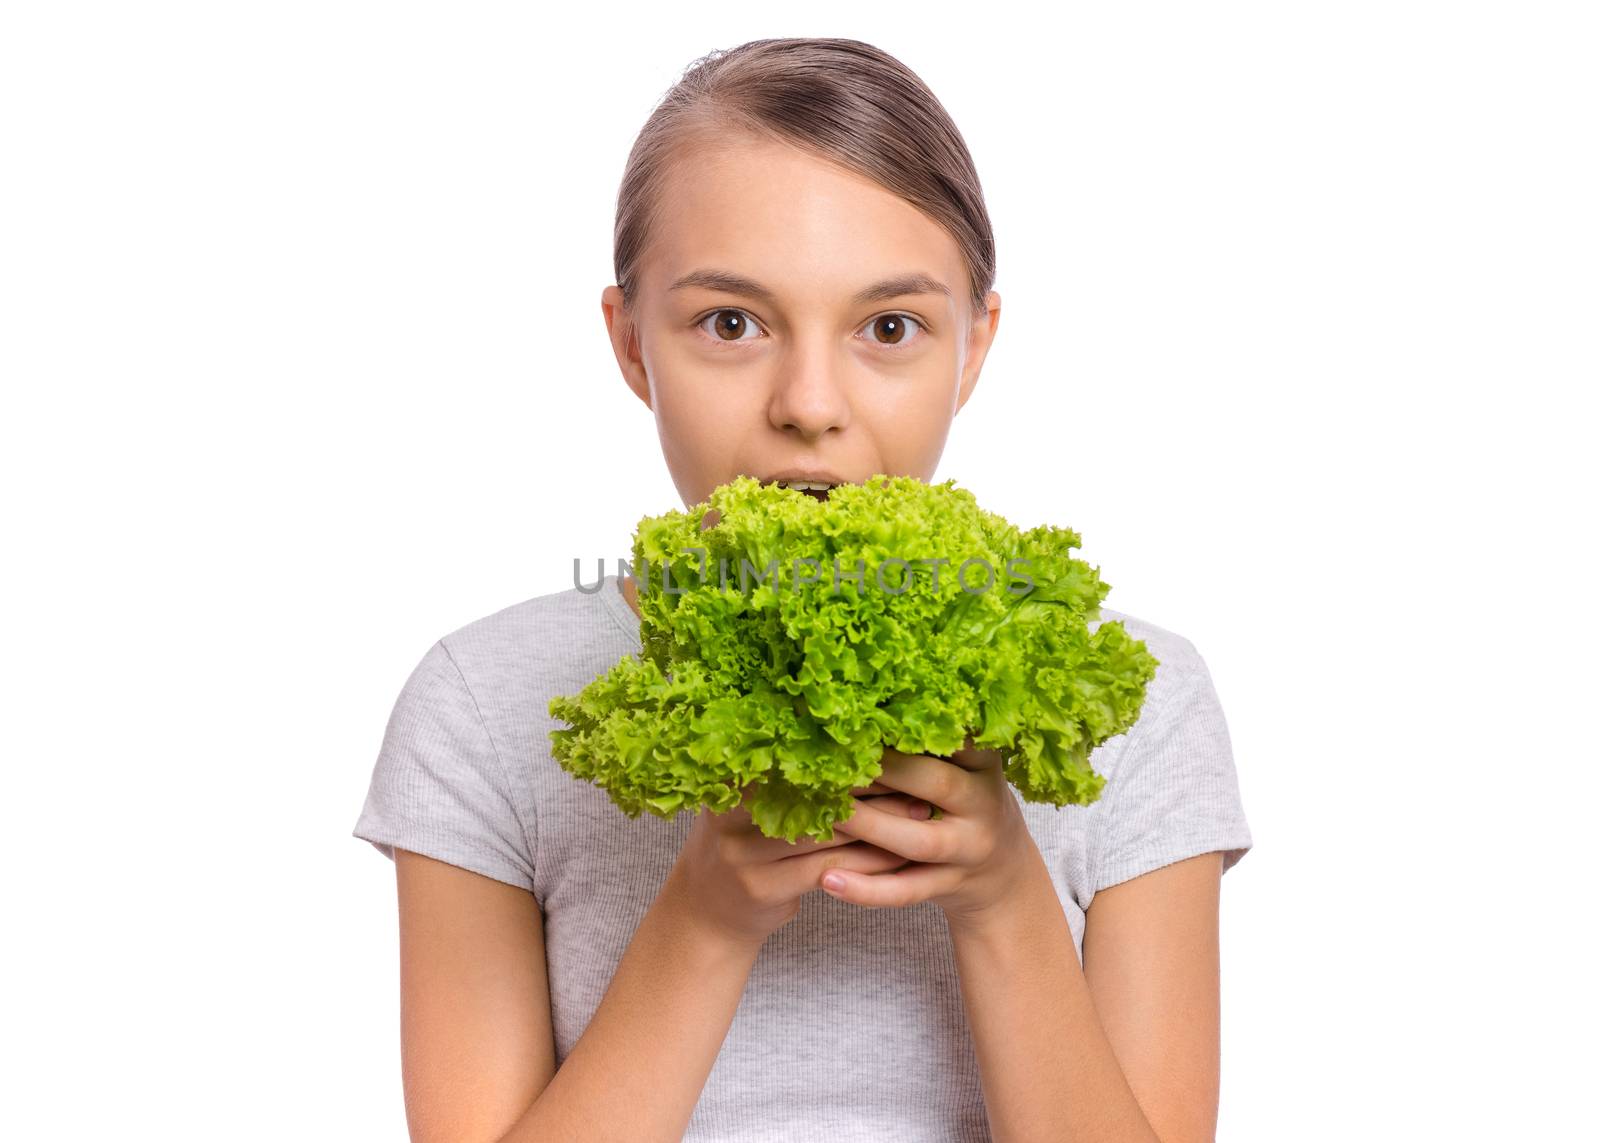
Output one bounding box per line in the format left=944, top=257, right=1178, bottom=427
left=917, top=832, right=953, bottom=864
left=733, top=865, right=763, bottom=901
left=928, top=769, right=959, bottom=805
left=831, top=843, right=892, bottom=871
left=873, top=794, right=912, bottom=819
left=820, top=846, right=863, bottom=871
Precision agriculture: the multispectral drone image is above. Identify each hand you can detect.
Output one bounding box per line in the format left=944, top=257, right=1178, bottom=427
left=663, top=780, right=936, bottom=949
left=820, top=736, right=1040, bottom=926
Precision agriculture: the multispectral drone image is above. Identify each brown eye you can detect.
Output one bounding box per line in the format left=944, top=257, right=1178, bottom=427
left=700, top=308, right=761, bottom=343
left=865, top=313, right=924, bottom=347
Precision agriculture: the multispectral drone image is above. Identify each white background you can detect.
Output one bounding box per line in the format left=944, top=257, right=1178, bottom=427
left=4, top=3, right=1594, bottom=1139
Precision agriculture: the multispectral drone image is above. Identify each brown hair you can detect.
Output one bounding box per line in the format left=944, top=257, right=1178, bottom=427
left=612, top=37, right=996, bottom=317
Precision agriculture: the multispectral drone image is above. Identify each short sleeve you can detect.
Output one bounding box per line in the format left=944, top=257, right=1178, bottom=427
left=351, top=638, right=537, bottom=892
left=1089, top=642, right=1253, bottom=894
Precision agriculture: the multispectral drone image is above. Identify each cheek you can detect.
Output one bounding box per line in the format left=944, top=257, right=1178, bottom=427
left=859, top=385, right=957, bottom=466
left=649, top=370, right=758, bottom=460
left=653, top=365, right=755, bottom=420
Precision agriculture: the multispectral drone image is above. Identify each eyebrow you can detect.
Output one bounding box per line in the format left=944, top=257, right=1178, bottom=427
left=667, top=268, right=952, bottom=306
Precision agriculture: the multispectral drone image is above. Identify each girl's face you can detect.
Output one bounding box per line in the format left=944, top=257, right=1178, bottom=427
left=603, top=133, right=1001, bottom=508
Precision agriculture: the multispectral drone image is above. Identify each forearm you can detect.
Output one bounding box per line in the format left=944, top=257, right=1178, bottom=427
left=498, top=871, right=762, bottom=1143
left=948, top=852, right=1161, bottom=1143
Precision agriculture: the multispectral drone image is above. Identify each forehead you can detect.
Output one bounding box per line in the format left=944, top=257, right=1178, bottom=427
left=642, top=133, right=965, bottom=306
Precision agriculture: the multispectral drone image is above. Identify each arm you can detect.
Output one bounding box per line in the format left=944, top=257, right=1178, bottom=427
left=395, top=849, right=763, bottom=1143
left=946, top=848, right=1224, bottom=1143
left=395, top=850, right=554, bottom=1143
left=496, top=866, right=763, bottom=1143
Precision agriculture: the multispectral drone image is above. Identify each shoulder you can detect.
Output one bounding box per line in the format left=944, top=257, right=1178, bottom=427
left=1083, top=606, right=1253, bottom=889
left=1092, top=605, right=1209, bottom=688
left=1084, top=604, right=1228, bottom=788
left=437, top=582, right=605, bottom=654
left=425, top=577, right=638, bottom=709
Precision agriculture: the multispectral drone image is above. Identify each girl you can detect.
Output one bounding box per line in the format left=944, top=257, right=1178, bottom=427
left=353, top=37, right=1252, bottom=1143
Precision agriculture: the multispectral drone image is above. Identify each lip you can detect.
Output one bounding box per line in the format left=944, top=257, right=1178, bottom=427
left=755, top=468, right=853, bottom=486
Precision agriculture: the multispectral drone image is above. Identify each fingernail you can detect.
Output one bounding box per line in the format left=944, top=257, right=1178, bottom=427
left=912, top=801, right=932, bottom=820
left=822, top=872, right=847, bottom=892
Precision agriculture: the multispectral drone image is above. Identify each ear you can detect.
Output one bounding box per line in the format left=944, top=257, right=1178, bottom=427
left=954, top=290, right=1001, bottom=415
left=601, top=284, right=652, bottom=410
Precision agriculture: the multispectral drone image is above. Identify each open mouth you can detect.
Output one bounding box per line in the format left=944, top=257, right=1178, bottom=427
left=744, top=474, right=849, bottom=501
left=745, top=471, right=854, bottom=502
left=779, top=480, right=835, bottom=502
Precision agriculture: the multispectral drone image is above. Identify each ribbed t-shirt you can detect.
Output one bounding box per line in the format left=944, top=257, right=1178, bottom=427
left=352, top=573, right=1253, bottom=1142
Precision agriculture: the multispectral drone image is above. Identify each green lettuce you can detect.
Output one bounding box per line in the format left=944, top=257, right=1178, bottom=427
left=548, top=475, right=1159, bottom=843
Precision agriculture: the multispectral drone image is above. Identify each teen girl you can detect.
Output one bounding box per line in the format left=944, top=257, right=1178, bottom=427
left=354, top=36, right=1253, bottom=1143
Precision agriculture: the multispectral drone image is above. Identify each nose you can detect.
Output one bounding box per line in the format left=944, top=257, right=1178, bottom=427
left=767, top=345, right=852, bottom=441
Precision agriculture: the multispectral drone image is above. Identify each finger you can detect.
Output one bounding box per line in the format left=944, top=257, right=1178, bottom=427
left=820, top=860, right=965, bottom=909
left=735, top=792, right=927, bottom=855
left=771, top=841, right=911, bottom=898
left=854, top=792, right=934, bottom=822
left=820, top=795, right=924, bottom=845
left=829, top=797, right=952, bottom=864
left=807, top=794, right=930, bottom=847
left=874, top=749, right=973, bottom=811
left=948, top=734, right=1006, bottom=773
left=851, top=780, right=893, bottom=796
left=824, top=842, right=917, bottom=877
left=862, top=791, right=946, bottom=823
left=748, top=826, right=859, bottom=858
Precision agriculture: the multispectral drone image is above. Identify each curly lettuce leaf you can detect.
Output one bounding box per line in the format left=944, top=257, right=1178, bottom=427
left=549, top=475, right=1159, bottom=842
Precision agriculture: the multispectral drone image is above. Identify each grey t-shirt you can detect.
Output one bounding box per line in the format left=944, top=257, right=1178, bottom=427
left=352, top=573, right=1253, bottom=1142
